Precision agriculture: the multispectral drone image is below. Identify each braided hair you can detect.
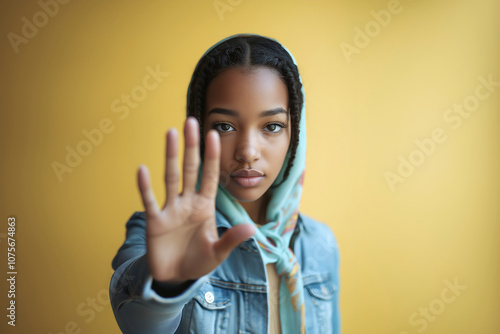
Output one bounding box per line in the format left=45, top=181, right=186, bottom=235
left=187, top=35, right=304, bottom=188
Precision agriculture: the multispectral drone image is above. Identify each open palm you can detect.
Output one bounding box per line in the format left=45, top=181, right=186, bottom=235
left=137, top=117, right=255, bottom=284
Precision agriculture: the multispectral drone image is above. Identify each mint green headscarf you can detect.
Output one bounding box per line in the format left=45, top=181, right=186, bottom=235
left=188, top=33, right=307, bottom=333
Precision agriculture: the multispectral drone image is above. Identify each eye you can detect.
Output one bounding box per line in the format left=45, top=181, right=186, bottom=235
left=264, top=122, right=286, bottom=133
left=213, top=122, right=235, bottom=132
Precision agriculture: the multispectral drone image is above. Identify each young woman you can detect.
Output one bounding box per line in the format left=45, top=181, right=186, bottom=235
left=110, top=33, right=340, bottom=334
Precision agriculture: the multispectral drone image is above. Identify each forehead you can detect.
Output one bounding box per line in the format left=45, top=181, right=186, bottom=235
left=205, top=66, right=289, bottom=117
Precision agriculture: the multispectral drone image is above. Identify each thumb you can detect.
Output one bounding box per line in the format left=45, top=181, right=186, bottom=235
left=213, top=224, right=256, bottom=260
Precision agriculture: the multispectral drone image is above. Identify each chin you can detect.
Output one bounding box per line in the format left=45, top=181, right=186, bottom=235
left=225, top=184, right=268, bottom=203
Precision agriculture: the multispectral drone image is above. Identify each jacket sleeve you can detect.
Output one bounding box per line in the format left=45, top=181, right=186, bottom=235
left=109, top=211, right=208, bottom=334
left=330, top=228, right=341, bottom=334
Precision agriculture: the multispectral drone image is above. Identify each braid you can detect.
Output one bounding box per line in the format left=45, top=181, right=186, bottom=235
left=187, top=36, right=304, bottom=185
left=269, top=58, right=303, bottom=188
left=189, top=52, right=219, bottom=157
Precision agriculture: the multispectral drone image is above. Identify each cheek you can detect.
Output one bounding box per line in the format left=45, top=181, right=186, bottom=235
left=265, top=136, right=290, bottom=166
left=218, top=139, right=238, bottom=173
left=280, top=140, right=291, bottom=161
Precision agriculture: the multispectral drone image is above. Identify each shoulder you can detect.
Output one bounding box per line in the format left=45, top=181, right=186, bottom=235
left=298, top=212, right=339, bottom=248
left=125, top=211, right=147, bottom=230
left=295, top=212, right=340, bottom=282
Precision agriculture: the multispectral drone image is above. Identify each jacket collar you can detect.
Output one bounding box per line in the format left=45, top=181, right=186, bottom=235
left=215, top=209, right=304, bottom=251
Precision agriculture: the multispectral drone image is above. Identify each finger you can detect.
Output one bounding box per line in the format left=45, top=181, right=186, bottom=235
left=213, top=224, right=256, bottom=261
left=165, top=128, right=179, bottom=207
left=199, top=129, right=220, bottom=199
left=182, top=117, right=200, bottom=195
left=137, top=164, right=160, bottom=214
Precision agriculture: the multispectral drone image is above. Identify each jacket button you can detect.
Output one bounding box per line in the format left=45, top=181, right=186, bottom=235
left=205, top=291, right=214, bottom=304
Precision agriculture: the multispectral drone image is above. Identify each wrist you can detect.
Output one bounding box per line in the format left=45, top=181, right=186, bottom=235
left=151, top=278, right=195, bottom=298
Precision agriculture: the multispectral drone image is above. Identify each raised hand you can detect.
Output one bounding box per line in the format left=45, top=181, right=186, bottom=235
left=137, top=116, right=255, bottom=284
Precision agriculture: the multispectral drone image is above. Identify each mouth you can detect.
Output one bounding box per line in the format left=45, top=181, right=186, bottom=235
left=230, top=169, right=265, bottom=188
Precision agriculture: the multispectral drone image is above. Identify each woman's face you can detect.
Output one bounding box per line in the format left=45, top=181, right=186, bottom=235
left=203, top=66, right=291, bottom=203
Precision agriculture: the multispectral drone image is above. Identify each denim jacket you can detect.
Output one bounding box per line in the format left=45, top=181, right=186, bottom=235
left=110, top=210, right=341, bottom=333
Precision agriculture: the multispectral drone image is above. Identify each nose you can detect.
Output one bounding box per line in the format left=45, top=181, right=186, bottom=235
left=235, top=130, right=261, bottom=163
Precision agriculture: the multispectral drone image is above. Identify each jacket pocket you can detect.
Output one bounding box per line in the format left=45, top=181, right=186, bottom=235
left=306, top=281, right=336, bottom=301
left=304, top=277, right=338, bottom=334
left=188, top=281, right=232, bottom=333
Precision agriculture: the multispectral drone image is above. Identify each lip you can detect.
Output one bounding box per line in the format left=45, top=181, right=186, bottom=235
left=230, top=169, right=265, bottom=188
left=230, top=169, right=264, bottom=177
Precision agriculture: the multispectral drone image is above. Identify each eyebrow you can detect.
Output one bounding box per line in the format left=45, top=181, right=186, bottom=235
left=207, top=107, right=288, bottom=118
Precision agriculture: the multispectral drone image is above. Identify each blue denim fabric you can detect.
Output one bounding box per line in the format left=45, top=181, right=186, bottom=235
left=110, top=210, right=340, bottom=333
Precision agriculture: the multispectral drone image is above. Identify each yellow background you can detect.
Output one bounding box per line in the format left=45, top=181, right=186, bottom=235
left=1, top=0, right=499, bottom=333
